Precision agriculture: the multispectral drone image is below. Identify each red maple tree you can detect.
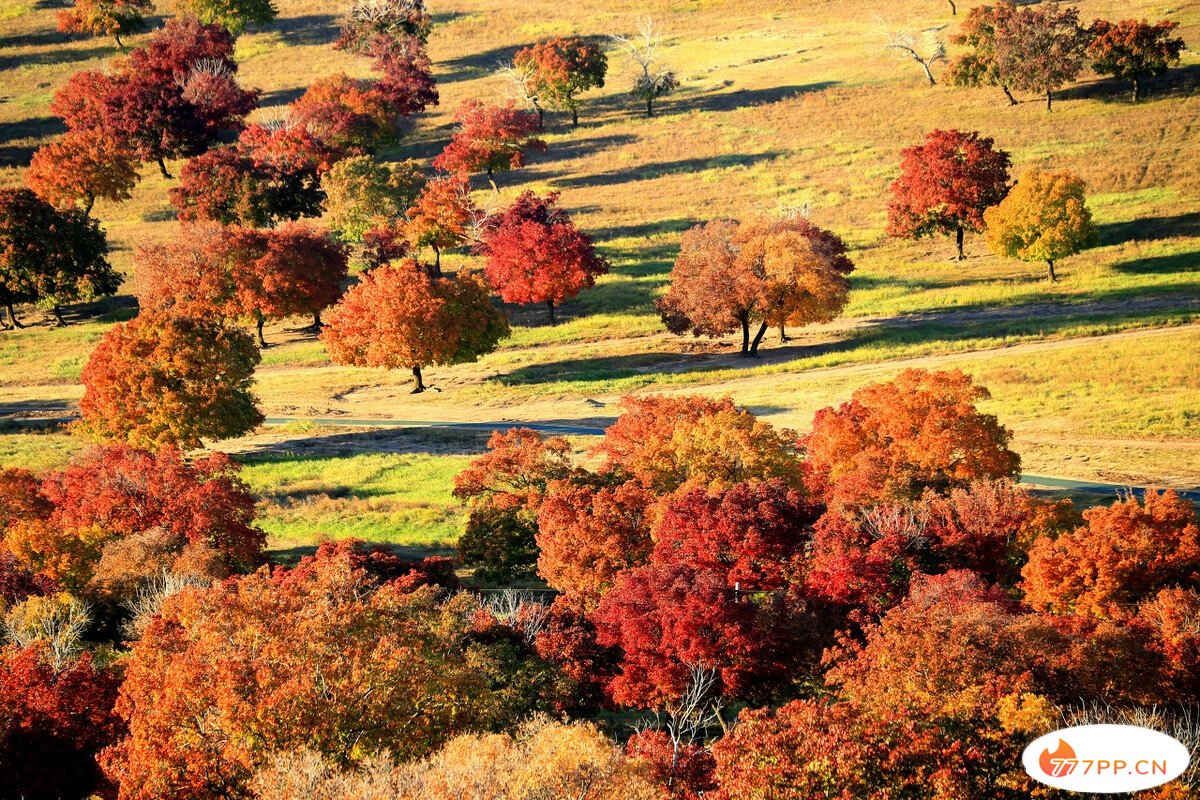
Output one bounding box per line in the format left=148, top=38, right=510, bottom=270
left=433, top=100, right=546, bottom=190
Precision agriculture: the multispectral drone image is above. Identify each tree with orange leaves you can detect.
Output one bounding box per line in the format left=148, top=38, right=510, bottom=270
left=57, top=0, right=151, bottom=47
left=290, top=73, right=399, bottom=153
left=405, top=175, right=478, bottom=271
left=984, top=167, right=1096, bottom=281
left=802, top=369, right=1020, bottom=510
left=433, top=100, right=546, bottom=190
left=1022, top=490, right=1200, bottom=619
left=321, top=260, right=508, bottom=393
left=26, top=129, right=139, bottom=215
left=76, top=312, right=263, bottom=450
left=513, top=37, right=608, bottom=126
left=594, top=395, right=803, bottom=495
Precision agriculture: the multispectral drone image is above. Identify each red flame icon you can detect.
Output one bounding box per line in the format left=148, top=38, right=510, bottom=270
left=1040, top=739, right=1078, bottom=777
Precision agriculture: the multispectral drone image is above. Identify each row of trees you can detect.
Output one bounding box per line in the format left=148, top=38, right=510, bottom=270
left=945, top=3, right=1185, bottom=108
left=7, top=371, right=1199, bottom=798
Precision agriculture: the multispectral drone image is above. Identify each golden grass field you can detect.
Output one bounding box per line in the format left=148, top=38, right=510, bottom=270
left=1, top=0, right=1198, bottom=549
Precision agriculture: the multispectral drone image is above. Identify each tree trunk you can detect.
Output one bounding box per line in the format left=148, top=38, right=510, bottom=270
left=5, top=304, right=22, bottom=329
left=311, top=311, right=322, bottom=329
left=83, top=193, right=95, bottom=215
left=921, top=61, right=937, bottom=86
left=571, top=107, right=579, bottom=126
left=115, top=32, right=124, bottom=48
left=487, top=167, right=498, bottom=194
left=646, top=96, right=654, bottom=117
left=748, top=321, right=769, bottom=356
left=739, top=314, right=751, bottom=356
left=1002, top=85, right=1017, bottom=106
left=157, top=157, right=172, bottom=179
left=431, top=246, right=442, bottom=276
left=255, top=313, right=268, bottom=347
left=1046, top=90, right=1053, bottom=111
left=410, top=365, right=426, bottom=393
left=1132, top=76, right=1141, bottom=102
left=948, top=0, right=957, bottom=14
left=779, top=326, right=788, bottom=343
left=546, top=300, right=556, bottom=325
left=955, top=225, right=965, bottom=261
left=535, top=105, right=545, bottom=130
left=1046, top=260, right=1057, bottom=282
left=53, top=305, right=67, bottom=326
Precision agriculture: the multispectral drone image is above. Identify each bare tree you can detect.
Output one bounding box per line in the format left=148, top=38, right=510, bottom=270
left=880, top=23, right=948, bottom=86
left=3, top=595, right=91, bottom=671
left=123, top=570, right=210, bottom=640
left=479, top=588, right=551, bottom=643
left=611, top=17, right=679, bottom=117
left=632, top=663, right=725, bottom=792
left=498, top=60, right=544, bottom=128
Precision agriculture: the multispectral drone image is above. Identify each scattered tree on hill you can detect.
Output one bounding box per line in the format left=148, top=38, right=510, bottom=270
left=171, top=123, right=335, bottom=227
left=658, top=216, right=854, bottom=356
left=175, top=0, right=277, bottom=34
left=993, top=2, right=1090, bottom=111
left=479, top=191, right=609, bottom=324
left=56, top=0, right=152, bottom=47
left=0, top=188, right=120, bottom=328
left=51, top=18, right=259, bottom=177
left=983, top=167, right=1096, bottom=282
left=453, top=428, right=575, bottom=583
left=336, top=0, right=432, bottom=52
left=26, top=129, right=140, bottom=215
left=1087, top=18, right=1186, bottom=102
left=321, top=155, right=425, bottom=242
left=321, top=260, right=509, bottom=393
left=0, top=643, right=123, bottom=800
left=405, top=175, right=478, bottom=271
left=76, top=312, right=263, bottom=450
left=513, top=37, right=608, bottom=126
left=100, top=543, right=559, bottom=800
left=433, top=100, right=546, bottom=191
left=886, top=129, right=1011, bottom=260
left=881, top=24, right=948, bottom=86
left=802, top=369, right=1020, bottom=510
left=1022, top=490, right=1200, bottom=619
left=947, top=2, right=1020, bottom=105
left=612, top=17, right=679, bottom=117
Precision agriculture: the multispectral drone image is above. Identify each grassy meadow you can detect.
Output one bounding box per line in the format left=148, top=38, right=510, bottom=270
left=2, top=0, right=1198, bottom=552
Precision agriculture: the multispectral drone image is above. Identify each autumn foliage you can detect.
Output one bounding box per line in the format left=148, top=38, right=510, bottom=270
left=984, top=167, right=1097, bottom=281
left=433, top=100, right=547, bottom=188
left=886, top=129, right=1011, bottom=259
left=57, top=0, right=152, bottom=46
left=479, top=190, right=609, bottom=323
left=26, top=128, right=140, bottom=215
left=77, top=313, right=263, bottom=450
left=1088, top=18, right=1186, bottom=101
left=513, top=37, right=608, bottom=126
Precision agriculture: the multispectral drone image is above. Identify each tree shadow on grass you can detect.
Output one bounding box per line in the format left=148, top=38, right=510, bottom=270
left=659, top=81, right=840, bottom=115
left=436, top=42, right=532, bottom=83
left=1111, top=250, right=1200, bottom=275
left=544, top=151, right=786, bottom=190
left=272, top=14, right=340, bottom=47
left=1099, top=212, right=1200, bottom=246
left=1056, top=64, right=1200, bottom=104
left=0, top=43, right=112, bottom=70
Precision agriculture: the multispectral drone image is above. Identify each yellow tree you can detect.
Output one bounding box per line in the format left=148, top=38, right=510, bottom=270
left=983, top=168, right=1096, bottom=281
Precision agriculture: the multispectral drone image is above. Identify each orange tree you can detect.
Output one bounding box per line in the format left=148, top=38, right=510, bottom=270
left=57, top=0, right=152, bottom=46
left=76, top=312, right=263, bottom=450
left=321, top=260, right=508, bottom=393
left=1087, top=18, right=1186, bottom=102
left=984, top=167, right=1097, bottom=281
left=513, top=37, right=608, bottom=126
left=801, top=369, right=1020, bottom=511
left=885, top=129, right=1011, bottom=260
left=26, top=129, right=140, bottom=215
left=404, top=174, right=477, bottom=271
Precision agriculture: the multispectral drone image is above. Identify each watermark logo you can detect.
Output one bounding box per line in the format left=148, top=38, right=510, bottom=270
left=1023, top=724, right=1191, bottom=793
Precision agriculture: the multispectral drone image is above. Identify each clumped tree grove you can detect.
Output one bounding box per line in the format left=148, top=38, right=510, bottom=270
left=1087, top=18, right=1186, bottom=102
left=513, top=37, right=608, bottom=126
left=657, top=215, right=854, bottom=356
left=321, top=260, right=509, bottom=393
left=56, top=0, right=152, bottom=47
left=0, top=188, right=120, bottom=328
left=76, top=312, right=263, bottom=449
left=433, top=100, right=547, bottom=191
left=983, top=167, right=1097, bottom=281
left=886, top=129, right=1011, bottom=260
left=478, top=190, right=610, bottom=324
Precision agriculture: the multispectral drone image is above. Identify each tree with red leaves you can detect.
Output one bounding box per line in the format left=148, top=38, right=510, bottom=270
left=291, top=74, right=399, bottom=153
left=51, top=18, right=258, bottom=177
left=321, top=260, right=508, bottom=393
left=594, top=395, right=803, bottom=495
left=76, top=312, right=263, bottom=450
left=57, top=0, right=152, bottom=47
left=1023, top=490, right=1200, bottom=619
left=405, top=174, right=477, bottom=271
left=0, top=188, right=120, bottom=328
left=479, top=191, right=609, bottom=324
left=886, top=129, right=1011, bottom=260
left=658, top=216, right=854, bottom=355
left=369, top=35, right=439, bottom=116
left=513, top=37, right=608, bottom=126
left=171, top=123, right=335, bottom=227
left=592, top=480, right=818, bottom=707
left=802, top=369, right=1020, bottom=511
left=1088, top=19, right=1186, bottom=102
left=626, top=728, right=717, bottom=800
left=100, top=542, right=547, bottom=800
left=993, top=2, right=1090, bottom=110
left=536, top=478, right=655, bottom=608
left=433, top=100, right=546, bottom=190
left=453, top=427, right=575, bottom=583
left=0, top=550, right=57, bottom=607
left=26, top=129, right=140, bottom=215
left=0, top=643, right=123, bottom=800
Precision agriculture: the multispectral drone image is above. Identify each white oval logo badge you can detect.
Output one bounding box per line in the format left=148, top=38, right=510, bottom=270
left=1023, top=724, right=1191, bottom=793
